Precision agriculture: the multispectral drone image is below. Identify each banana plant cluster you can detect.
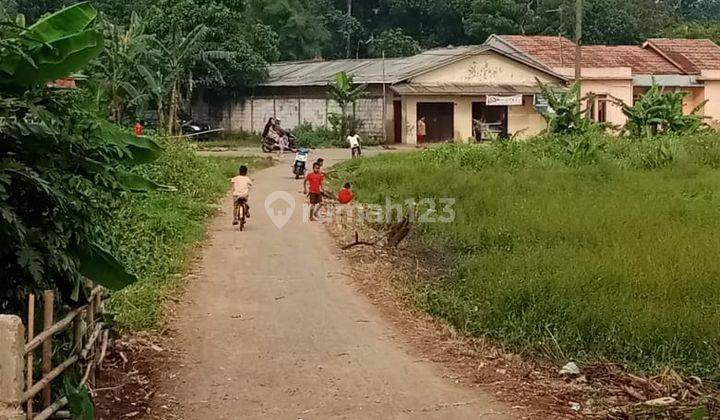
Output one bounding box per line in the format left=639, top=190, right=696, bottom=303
left=537, top=80, right=595, bottom=135
left=622, top=84, right=706, bottom=137
left=0, top=3, right=165, bottom=312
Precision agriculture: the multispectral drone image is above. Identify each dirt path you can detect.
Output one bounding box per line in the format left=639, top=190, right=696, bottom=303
left=159, top=149, right=512, bottom=419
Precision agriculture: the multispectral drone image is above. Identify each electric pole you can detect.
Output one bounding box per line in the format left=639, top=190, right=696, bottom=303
left=346, top=0, right=352, bottom=59
left=574, top=0, right=583, bottom=97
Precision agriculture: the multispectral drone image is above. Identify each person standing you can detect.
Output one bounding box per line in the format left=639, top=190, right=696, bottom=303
left=304, top=162, right=325, bottom=221
left=417, top=116, right=426, bottom=145
left=347, top=131, right=361, bottom=158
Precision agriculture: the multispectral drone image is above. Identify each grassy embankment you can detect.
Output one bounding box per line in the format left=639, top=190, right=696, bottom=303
left=333, top=134, right=720, bottom=378
left=106, top=138, right=270, bottom=330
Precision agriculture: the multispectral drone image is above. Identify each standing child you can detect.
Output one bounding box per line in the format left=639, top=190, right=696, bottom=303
left=231, top=165, right=252, bottom=225
left=347, top=132, right=361, bottom=158
left=304, top=162, right=325, bottom=221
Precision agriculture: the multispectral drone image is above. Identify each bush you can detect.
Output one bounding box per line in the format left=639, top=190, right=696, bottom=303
left=334, top=132, right=720, bottom=377
left=294, top=122, right=384, bottom=148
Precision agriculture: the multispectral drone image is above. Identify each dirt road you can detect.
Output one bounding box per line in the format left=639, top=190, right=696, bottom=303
left=160, top=149, right=512, bottom=419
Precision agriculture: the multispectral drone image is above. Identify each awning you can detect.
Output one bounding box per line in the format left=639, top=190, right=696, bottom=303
left=390, top=83, right=544, bottom=96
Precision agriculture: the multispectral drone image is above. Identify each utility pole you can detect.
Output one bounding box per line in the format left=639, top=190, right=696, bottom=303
left=346, top=0, right=352, bottom=59
left=382, top=50, right=387, bottom=145
left=574, top=0, right=583, bottom=98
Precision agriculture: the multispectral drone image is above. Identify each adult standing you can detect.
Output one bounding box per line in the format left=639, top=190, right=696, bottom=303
left=417, top=116, right=426, bottom=145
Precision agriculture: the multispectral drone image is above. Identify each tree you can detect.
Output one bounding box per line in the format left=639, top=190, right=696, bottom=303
left=368, top=28, right=421, bottom=57
left=0, top=2, right=163, bottom=312
left=622, top=84, right=706, bottom=137
left=92, top=12, right=159, bottom=124
left=328, top=72, right=367, bottom=140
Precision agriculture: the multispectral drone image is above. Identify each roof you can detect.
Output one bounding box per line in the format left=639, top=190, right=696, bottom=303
left=264, top=45, right=565, bottom=87
left=493, top=35, right=684, bottom=75
left=390, top=83, right=544, bottom=96
left=643, top=38, right=720, bottom=74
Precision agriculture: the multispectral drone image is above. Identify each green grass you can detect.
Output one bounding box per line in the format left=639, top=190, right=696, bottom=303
left=333, top=133, right=720, bottom=378
left=192, top=130, right=261, bottom=150
left=106, top=138, right=271, bottom=330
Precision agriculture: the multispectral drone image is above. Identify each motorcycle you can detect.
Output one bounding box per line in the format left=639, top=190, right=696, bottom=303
left=293, top=148, right=309, bottom=179
left=181, top=119, right=211, bottom=140
left=261, top=129, right=297, bottom=153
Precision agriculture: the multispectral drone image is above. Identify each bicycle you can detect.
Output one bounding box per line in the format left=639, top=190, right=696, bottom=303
left=233, top=197, right=248, bottom=231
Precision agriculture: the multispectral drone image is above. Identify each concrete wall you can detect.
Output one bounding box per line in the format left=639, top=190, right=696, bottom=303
left=192, top=86, right=387, bottom=140
left=508, top=96, right=547, bottom=139
left=412, top=51, right=558, bottom=86
left=556, top=67, right=634, bottom=127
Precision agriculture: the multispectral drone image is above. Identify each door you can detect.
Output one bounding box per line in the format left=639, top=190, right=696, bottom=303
left=472, top=102, right=508, bottom=139
left=393, top=100, right=402, bottom=143
left=417, top=102, right=454, bottom=142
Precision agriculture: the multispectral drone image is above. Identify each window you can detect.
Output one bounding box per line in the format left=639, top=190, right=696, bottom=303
left=586, top=94, right=608, bottom=123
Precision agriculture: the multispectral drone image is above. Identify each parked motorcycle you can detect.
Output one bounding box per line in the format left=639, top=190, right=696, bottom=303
left=293, top=148, right=309, bottom=179
left=181, top=119, right=211, bottom=140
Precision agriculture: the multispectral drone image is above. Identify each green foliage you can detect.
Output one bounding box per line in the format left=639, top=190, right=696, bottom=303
left=538, top=80, right=595, bottom=134
left=64, top=378, right=93, bottom=420
left=0, top=3, right=162, bottom=312
left=294, top=122, right=337, bottom=148
left=328, top=71, right=368, bottom=141
left=334, top=133, right=720, bottom=377
left=368, top=29, right=421, bottom=58
left=623, top=84, right=706, bottom=137
left=106, top=139, right=270, bottom=330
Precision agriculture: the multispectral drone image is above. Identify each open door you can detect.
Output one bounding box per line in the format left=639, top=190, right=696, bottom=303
left=472, top=102, right=508, bottom=140
left=417, top=102, right=454, bottom=141
left=393, top=100, right=402, bottom=143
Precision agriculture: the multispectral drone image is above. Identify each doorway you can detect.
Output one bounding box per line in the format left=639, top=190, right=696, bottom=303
left=472, top=102, right=508, bottom=140
left=393, top=100, right=402, bottom=143
left=417, top=102, right=454, bottom=141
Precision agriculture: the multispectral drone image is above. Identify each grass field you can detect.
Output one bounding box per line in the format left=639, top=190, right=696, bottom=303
left=333, top=133, right=720, bottom=378
left=106, top=139, right=271, bottom=330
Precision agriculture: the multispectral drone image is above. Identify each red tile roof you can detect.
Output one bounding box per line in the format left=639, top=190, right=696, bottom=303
left=643, top=38, right=720, bottom=74
left=499, top=35, right=685, bottom=75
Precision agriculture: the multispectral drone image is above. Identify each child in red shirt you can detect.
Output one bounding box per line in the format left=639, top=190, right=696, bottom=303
left=338, top=183, right=354, bottom=204
left=304, top=162, right=325, bottom=221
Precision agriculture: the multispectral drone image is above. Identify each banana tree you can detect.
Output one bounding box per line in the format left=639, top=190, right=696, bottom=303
left=328, top=71, right=367, bottom=140
left=537, top=79, right=594, bottom=134
left=1, top=2, right=165, bottom=311
left=92, top=12, right=160, bottom=123
left=622, top=84, right=706, bottom=137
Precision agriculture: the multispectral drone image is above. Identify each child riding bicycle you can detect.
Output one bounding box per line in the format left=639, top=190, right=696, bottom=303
left=231, top=165, right=252, bottom=225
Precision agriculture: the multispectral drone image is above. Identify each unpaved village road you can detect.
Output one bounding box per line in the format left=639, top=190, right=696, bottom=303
left=159, top=149, right=512, bottom=419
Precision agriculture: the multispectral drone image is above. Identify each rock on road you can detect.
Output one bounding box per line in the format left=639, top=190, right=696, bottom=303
left=160, top=149, right=512, bottom=419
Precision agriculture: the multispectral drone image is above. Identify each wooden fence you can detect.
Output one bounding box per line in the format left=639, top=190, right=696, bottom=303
left=0, top=287, right=109, bottom=420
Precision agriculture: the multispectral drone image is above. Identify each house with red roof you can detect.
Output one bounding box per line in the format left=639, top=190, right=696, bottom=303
left=485, top=35, right=720, bottom=127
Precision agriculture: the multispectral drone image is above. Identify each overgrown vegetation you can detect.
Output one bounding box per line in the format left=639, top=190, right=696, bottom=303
left=334, top=133, right=720, bottom=377
left=0, top=3, right=165, bottom=313
left=106, top=139, right=269, bottom=330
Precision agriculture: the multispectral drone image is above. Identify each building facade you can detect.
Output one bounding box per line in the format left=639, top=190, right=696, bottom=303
left=193, top=36, right=720, bottom=144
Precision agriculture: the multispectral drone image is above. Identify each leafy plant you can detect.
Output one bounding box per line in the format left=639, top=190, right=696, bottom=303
left=622, top=84, right=706, bottom=137
left=537, top=79, right=595, bottom=134
left=328, top=71, right=367, bottom=141
left=0, top=3, right=163, bottom=312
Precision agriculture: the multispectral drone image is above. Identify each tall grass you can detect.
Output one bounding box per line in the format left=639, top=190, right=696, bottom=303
left=105, top=139, right=270, bottom=330
left=334, top=133, right=720, bottom=377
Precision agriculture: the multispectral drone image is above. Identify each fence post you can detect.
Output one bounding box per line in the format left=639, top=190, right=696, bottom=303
left=0, top=315, right=25, bottom=420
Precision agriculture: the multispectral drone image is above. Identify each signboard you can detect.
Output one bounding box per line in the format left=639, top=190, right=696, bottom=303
left=534, top=93, right=555, bottom=115
left=486, top=94, right=523, bottom=106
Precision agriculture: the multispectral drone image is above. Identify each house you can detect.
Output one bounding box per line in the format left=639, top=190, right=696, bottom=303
left=193, top=45, right=568, bottom=144
left=192, top=36, right=720, bottom=144
left=485, top=35, right=720, bottom=127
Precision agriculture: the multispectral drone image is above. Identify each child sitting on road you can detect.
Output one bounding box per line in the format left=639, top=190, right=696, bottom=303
left=338, top=182, right=354, bottom=204
left=231, top=165, right=252, bottom=225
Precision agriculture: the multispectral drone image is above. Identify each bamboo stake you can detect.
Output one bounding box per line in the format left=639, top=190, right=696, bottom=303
left=41, top=291, right=53, bottom=408
left=26, top=294, right=35, bottom=419
left=23, top=355, right=78, bottom=403
left=25, top=308, right=82, bottom=354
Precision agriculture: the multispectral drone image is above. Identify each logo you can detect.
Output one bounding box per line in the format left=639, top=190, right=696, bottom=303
left=264, top=191, right=295, bottom=229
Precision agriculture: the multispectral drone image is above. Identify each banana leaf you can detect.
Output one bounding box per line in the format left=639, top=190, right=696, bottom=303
left=75, top=242, right=136, bottom=291
left=98, top=121, right=162, bottom=164
left=23, top=2, right=97, bottom=44
left=114, top=169, right=174, bottom=192
left=7, top=30, right=104, bottom=85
